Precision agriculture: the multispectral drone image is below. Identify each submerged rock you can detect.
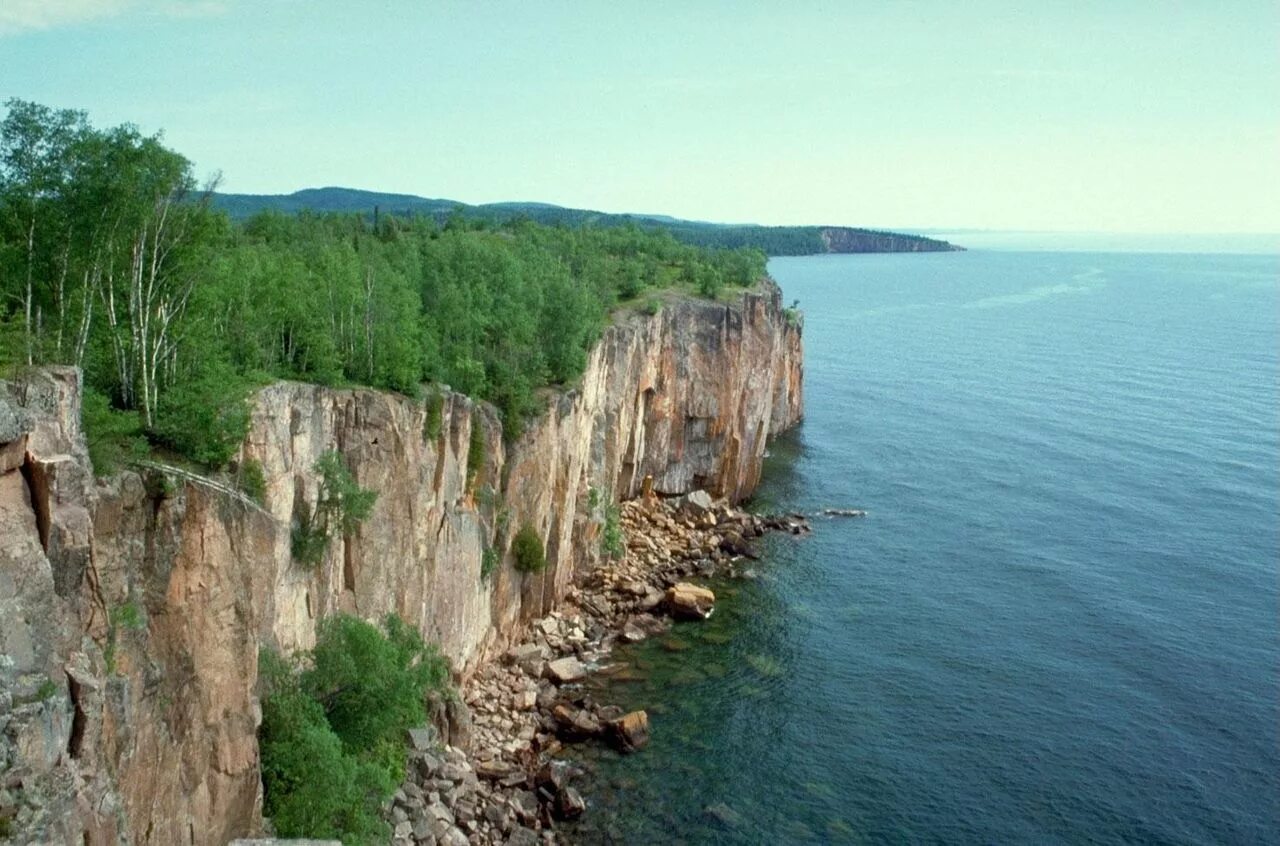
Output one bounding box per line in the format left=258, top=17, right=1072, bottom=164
left=704, top=801, right=745, bottom=829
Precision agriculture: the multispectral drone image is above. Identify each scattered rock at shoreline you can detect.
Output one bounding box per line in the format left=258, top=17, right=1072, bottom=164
left=666, top=582, right=717, bottom=620
left=607, top=710, right=650, bottom=753
left=544, top=657, right=587, bottom=684
left=388, top=488, right=809, bottom=843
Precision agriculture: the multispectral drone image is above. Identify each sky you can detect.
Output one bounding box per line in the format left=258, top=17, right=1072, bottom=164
left=1, top=0, right=1277, bottom=235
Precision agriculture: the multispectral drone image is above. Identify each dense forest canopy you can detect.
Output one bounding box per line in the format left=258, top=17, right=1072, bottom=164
left=0, top=99, right=765, bottom=470
left=214, top=187, right=962, bottom=256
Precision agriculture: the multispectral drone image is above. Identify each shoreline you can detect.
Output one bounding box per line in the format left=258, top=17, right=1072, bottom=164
left=386, top=488, right=809, bottom=845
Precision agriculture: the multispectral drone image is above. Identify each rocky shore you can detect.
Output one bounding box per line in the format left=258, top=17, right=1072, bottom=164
left=384, top=489, right=810, bottom=845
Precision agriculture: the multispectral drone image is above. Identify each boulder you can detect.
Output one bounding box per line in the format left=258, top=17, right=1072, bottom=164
left=506, top=642, right=549, bottom=676
left=718, top=530, right=756, bottom=559
left=607, top=710, right=650, bottom=753
left=665, top=583, right=716, bottom=620
left=551, top=703, right=602, bottom=739
left=555, top=786, right=587, bottom=820
left=544, top=656, right=586, bottom=684
left=534, top=759, right=578, bottom=794
left=677, top=489, right=714, bottom=519
left=406, top=726, right=438, bottom=751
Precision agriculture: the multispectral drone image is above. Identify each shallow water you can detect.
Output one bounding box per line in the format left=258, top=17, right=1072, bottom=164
left=565, top=251, right=1280, bottom=845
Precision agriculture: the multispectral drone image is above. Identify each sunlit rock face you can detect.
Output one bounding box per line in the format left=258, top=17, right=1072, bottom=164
left=0, top=281, right=801, bottom=844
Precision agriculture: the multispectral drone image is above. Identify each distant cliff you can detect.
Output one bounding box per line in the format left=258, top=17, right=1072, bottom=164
left=212, top=187, right=963, bottom=255
left=0, top=281, right=802, bottom=845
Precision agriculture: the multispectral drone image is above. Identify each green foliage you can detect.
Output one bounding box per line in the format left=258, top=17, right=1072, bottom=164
left=587, top=486, right=600, bottom=510
left=2, top=100, right=773, bottom=468
left=149, top=365, right=252, bottom=469
left=422, top=388, right=443, bottom=442
left=480, top=547, right=499, bottom=581
left=315, top=451, right=377, bottom=535
left=290, top=506, right=329, bottom=568
left=291, top=451, right=377, bottom=567
left=110, top=600, right=146, bottom=631
left=258, top=614, right=450, bottom=844
left=237, top=458, right=267, bottom=504
left=81, top=389, right=149, bottom=477
left=35, top=678, right=58, bottom=700
left=466, top=410, right=486, bottom=485
left=643, top=296, right=662, bottom=316
left=475, top=484, right=498, bottom=510
left=511, top=523, right=546, bottom=574
left=602, top=503, right=625, bottom=559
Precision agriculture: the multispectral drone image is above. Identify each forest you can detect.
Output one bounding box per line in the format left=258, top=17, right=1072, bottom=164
left=0, top=99, right=766, bottom=472
left=214, top=186, right=961, bottom=256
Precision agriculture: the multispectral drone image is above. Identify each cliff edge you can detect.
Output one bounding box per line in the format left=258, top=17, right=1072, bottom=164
left=0, top=280, right=802, bottom=844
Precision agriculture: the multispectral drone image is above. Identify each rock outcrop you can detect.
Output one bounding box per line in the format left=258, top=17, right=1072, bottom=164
left=0, top=280, right=801, bottom=844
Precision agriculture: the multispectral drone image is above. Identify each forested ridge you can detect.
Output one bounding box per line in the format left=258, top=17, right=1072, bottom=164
left=214, top=187, right=962, bottom=255
left=0, top=100, right=765, bottom=472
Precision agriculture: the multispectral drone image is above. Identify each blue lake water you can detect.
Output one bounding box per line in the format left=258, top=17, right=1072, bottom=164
left=566, top=251, right=1279, bottom=845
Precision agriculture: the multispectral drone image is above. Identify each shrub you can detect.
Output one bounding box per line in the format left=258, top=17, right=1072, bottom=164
left=291, top=451, right=377, bottom=568
left=110, top=600, right=146, bottom=631
left=422, top=389, right=443, bottom=442
left=602, top=503, right=625, bottom=559
left=480, top=547, right=499, bottom=582
left=511, top=523, right=546, bottom=573
left=466, top=410, right=486, bottom=486
left=238, top=458, right=267, bottom=504
left=259, top=614, right=450, bottom=844
left=81, top=389, right=149, bottom=477
left=35, top=678, right=59, bottom=700
left=150, top=365, right=252, bottom=468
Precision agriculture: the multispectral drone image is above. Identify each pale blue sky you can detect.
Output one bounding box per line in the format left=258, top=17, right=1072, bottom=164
left=2, top=1, right=1277, bottom=234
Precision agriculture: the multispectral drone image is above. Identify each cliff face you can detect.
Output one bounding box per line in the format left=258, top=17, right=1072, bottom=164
left=0, top=281, right=802, bottom=844
left=819, top=227, right=962, bottom=253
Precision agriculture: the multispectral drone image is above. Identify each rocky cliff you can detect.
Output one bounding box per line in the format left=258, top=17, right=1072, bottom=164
left=0, top=280, right=802, bottom=844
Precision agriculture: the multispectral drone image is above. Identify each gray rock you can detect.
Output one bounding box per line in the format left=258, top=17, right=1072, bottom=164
left=438, top=825, right=469, bottom=846
left=407, top=726, right=438, bottom=751
left=555, top=786, right=586, bottom=820
left=415, top=751, right=444, bottom=780
left=678, top=489, right=715, bottom=517
left=506, top=827, right=541, bottom=846
left=544, top=656, right=586, bottom=684
left=439, top=762, right=467, bottom=782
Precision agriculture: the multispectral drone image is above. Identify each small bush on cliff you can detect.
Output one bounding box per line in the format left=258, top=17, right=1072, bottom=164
left=236, top=458, right=267, bottom=504
left=511, top=523, right=546, bottom=573
left=291, top=451, right=378, bottom=568
left=259, top=613, right=450, bottom=844
left=422, top=388, right=444, bottom=442
left=602, top=503, right=625, bottom=559
left=466, top=409, right=486, bottom=486
left=480, top=546, right=499, bottom=581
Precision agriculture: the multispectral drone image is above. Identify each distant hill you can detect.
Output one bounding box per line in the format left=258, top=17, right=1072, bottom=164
left=212, top=187, right=963, bottom=255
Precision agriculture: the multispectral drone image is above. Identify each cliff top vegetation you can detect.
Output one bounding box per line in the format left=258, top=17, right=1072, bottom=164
left=0, top=99, right=766, bottom=470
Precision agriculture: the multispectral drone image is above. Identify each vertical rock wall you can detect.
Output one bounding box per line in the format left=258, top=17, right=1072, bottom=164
left=0, top=281, right=802, bottom=844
